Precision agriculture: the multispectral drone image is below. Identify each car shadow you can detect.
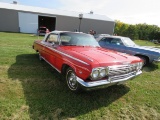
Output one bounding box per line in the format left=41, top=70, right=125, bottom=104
left=8, top=54, right=130, bottom=119
left=142, top=63, right=159, bottom=72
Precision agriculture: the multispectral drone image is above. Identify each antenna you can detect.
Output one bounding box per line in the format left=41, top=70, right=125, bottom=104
left=89, top=11, right=93, bottom=14
left=12, top=1, right=17, bottom=4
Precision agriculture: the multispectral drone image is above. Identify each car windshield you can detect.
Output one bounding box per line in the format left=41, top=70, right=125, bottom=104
left=122, top=37, right=136, bottom=47
left=60, top=32, right=100, bottom=47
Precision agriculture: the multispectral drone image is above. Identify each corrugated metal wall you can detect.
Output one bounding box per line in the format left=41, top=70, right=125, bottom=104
left=56, top=15, right=115, bottom=34
left=0, top=9, right=115, bottom=34
left=0, top=9, right=19, bottom=32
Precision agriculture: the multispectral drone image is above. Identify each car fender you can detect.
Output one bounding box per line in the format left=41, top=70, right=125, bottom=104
left=62, top=59, right=91, bottom=80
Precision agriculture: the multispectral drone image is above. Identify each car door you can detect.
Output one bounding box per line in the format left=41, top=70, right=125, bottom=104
left=98, top=37, right=112, bottom=49
left=109, top=38, right=126, bottom=53
left=43, top=33, right=59, bottom=67
left=99, top=37, right=126, bottom=53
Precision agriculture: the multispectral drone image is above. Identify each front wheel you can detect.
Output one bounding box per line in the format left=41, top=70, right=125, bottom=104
left=65, top=67, right=81, bottom=93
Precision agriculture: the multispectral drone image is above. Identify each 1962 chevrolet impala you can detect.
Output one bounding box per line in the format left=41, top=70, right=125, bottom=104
left=33, top=31, right=143, bottom=92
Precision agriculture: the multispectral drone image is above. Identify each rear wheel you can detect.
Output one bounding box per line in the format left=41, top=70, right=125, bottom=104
left=65, top=67, right=81, bottom=93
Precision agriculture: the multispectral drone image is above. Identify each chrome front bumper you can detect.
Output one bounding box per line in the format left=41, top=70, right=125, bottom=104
left=38, top=33, right=46, bottom=36
left=77, top=70, right=142, bottom=90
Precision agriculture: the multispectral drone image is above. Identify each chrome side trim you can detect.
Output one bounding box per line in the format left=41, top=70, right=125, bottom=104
left=153, top=58, right=160, bottom=63
left=83, top=57, right=93, bottom=62
left=41, top=56, right=61, bottom=73
left=37, top=42, right=89, bottom=65
left=76, top=70, right=142, bottom=88
left=50, top=47, right=89, bottom=65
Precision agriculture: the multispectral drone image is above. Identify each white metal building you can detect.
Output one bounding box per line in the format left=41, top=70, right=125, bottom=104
left=0, top=2, right=115, bottom=34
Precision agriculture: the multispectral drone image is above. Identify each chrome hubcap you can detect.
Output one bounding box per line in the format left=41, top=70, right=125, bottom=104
left=67, top=70, right=77, bottom=90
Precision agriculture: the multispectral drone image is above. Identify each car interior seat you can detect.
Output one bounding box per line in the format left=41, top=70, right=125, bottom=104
left=48, top=35, right=57, bottom=43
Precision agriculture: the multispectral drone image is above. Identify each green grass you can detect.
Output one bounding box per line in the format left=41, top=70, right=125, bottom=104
left=134, top=40, right=160, bottom=47
left=0, top=32, right=160, bottom=120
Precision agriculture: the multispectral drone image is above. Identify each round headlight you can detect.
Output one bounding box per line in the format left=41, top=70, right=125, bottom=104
left=91, top=69, right=99, bottom=80
left=99, top=69, right=106, bottom=77
left=134, top=62, right=143, bottom=70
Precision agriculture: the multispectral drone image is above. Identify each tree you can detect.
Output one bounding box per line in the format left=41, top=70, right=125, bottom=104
left=114, top=20, right=160, bottom=40
left=114, top=20, right=129, bottom=36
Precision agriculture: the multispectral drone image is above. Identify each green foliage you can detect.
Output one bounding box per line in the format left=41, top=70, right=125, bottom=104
left=115, top=21, right=160, bottom=40
left=114, top=20, right=129, bottom=36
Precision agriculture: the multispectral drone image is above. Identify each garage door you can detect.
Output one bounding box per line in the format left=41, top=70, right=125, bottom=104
left=18, top=12, right=38, bottom=34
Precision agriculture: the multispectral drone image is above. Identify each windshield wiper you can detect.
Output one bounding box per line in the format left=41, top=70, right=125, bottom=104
left=64, top=44, right=78, bottom=46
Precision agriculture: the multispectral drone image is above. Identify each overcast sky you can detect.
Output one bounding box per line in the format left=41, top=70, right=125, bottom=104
left=1, top=0, right=160, bottom=27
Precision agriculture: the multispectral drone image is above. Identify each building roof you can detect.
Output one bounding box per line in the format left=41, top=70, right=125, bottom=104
left=0, top=2, right=114, bottom=22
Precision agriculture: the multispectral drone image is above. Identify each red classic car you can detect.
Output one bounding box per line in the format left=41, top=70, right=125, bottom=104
left=33, top=31, right=143, bottom=92
left=38, top=26, right=50, bottom=36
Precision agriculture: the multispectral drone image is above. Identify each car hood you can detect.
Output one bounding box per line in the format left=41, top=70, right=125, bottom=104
left=133, top=45, right=160, bottom=53
left=59, top=46, right=141, bottom=66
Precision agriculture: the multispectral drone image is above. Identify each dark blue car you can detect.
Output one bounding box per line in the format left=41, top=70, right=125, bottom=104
left=97, top=36, right=160, bottom=65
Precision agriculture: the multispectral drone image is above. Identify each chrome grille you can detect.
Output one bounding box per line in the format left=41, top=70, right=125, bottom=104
left=109, top=71, right=136, bottom=81
left=108, top=64, right=137, bottom=76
